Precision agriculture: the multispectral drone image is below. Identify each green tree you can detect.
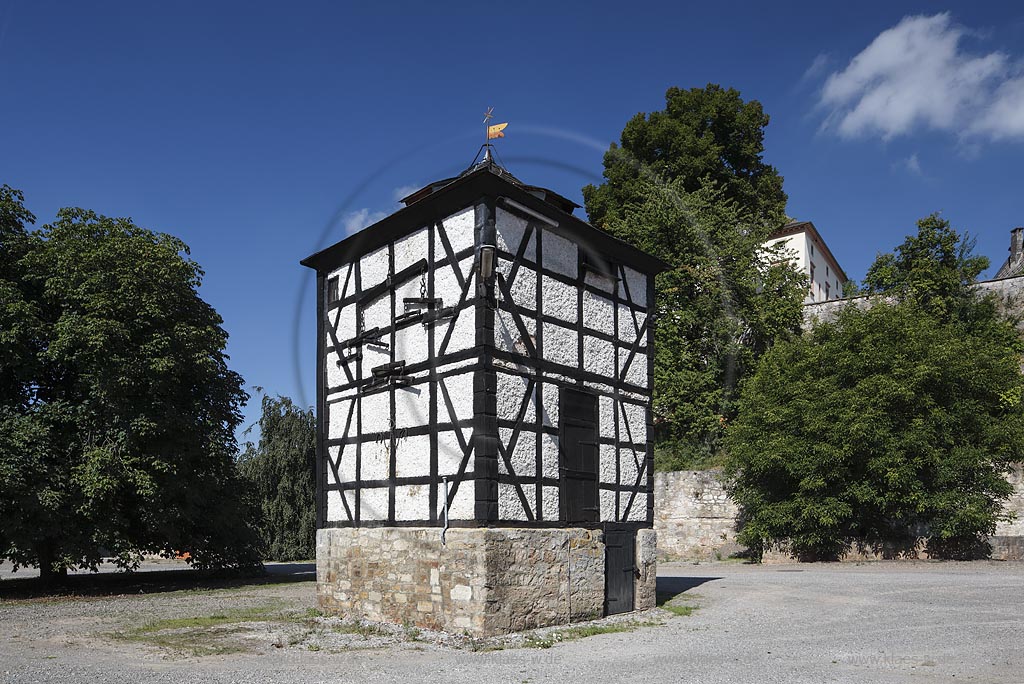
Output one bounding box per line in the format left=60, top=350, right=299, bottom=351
left=602, top=178, right=805, bottom=468
left=863, top=213, right=990, bottom=321
left=727, top=219, right=1023, bottom=560
left=238, top=394, right=316, bottom=561
left=583, top=84, right=789, bottom=232
left=585, top=86, right=803, bottom=467
left=0, top=193, right=260, bottom=579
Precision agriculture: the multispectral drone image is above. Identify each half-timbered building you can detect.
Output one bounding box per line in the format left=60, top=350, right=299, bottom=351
left=301, top=156, right=666, bottom=635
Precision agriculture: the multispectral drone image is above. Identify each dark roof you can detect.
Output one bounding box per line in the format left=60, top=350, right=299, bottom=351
left=768, top=220, right=848, bottom=283
left=300, top=163, right=669, bottom=275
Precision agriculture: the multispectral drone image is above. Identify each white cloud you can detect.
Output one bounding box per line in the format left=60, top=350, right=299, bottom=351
left=341, top=208, right=388, bottom=235
left=802, top=53, right=832, bottom=83
left=904, top=152, right=922, bottom=175
left=815, top=13, right=1024, bottom=143
left=339, top=182, right=423, bottom=236
left=392, top=183, right=422, bottom=203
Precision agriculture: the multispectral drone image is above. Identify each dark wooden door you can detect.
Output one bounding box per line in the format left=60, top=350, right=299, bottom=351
left=559, top=387, right=599, bottom=524
left=604, top=524, right=636, bottom=615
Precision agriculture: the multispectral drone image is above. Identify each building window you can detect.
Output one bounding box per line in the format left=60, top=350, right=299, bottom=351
left=327, top=276, right=339, bottom=304
left=810, top=243, right=814, bottom=256
left=825, top=282, right=831, bottom=299
left=809, top=264, right=815, bottom=295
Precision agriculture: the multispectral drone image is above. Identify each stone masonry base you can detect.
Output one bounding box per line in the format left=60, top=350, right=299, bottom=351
left=317, top=526, right=657, bottom=637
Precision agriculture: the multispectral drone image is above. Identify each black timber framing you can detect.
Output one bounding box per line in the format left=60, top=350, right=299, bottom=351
left=303, top=163, right=666, bottom=530
left=474, top=197, right=499, bottom=522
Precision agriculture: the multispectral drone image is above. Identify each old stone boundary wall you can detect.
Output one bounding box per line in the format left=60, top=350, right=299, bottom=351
left=651, top=276, right=1024, bottom=562
left=654, top=466, right=1024, bottom=561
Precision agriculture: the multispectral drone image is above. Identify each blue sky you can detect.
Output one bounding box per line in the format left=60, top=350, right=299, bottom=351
left=3, top=2, right=1023, bottom=434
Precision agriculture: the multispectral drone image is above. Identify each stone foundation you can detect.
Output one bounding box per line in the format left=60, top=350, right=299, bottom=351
left=317, top=526, right=655, bottom=636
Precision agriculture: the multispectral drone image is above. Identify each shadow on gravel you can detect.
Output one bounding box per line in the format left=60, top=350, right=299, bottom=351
left=657, top=575, right=722, bottom=594
left=0, top=562, right=315, bottom=601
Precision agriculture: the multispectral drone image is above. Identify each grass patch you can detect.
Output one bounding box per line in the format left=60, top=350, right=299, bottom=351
left=111, top=601, right=311, bottom=657
left=657, top=591, right=700, bottom=617
left=523, top=621, right=648, bottom=649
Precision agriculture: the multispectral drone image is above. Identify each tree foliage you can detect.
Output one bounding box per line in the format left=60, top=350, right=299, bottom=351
left=601, top=178, right=805, bottom=468
left=727, top=218, right=1023, bottom=560
left=238, top=394, right=316, bottom=561
left=583, top=86, right=804, bottom=467
left=0, top=188, right=260, bottom=578
left=583, top=84, right=789, bottom=232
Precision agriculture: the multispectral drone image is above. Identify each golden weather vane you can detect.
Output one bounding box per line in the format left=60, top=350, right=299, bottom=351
left=483, top=106, right=507, bottom=142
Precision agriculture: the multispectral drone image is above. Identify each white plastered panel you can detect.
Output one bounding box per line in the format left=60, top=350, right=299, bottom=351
left=360, top=245, right=390, bottom=292
left=437, top=429, right=470, bottom=477
left=328, top=399, right=353, bottom=440
left=440, top=480, right=475, bottom=520
left=336, top=445, right=357, bottom=484
left=441, top=206, right=476, bottom=253
left=394, top=228, right=429, bottom=273
left=362, top=294, right=391, bottom=331
left=621, top=402, right=648, bottom=445
left=360, top=487, right=389, bottom=521
left=360, top=391, right=390, bottom=435
left=543, top=230, right=577, bottom=278
left=540, top=383, right=559, bottom=427
left=599, top=444, right=617, bottom=485
left=624, top=354, right=647, bottom=390
left=542, top=486, right=560, bottom=521
left=394, top=324, right=429, bottom=369
left=495, top=308, right=537, bottom=357
left=360, top=439, right=390, bottom=482
left=360, top=344, right=391, bottom=381
left=328, top=305, right=357, bottom=346
left=394, top=434, right=430, bottom=479
left=394, top=484, right=427, bottom=521
left=496, top=207, right=536, bottom=262
left=504, top=266, right=537, bottom=310
left=326, top=490, right=354, bottom=523
left=435, top=300, right=476, bottom=356
left=623, top=266, right=647, bottom=308
left=600, top=489, right=616, bottom=522
left=582, top=290, right=615, bottom=336
left=498, top=483, right=530, bottom=521
left=626, top=492, right=648, bottom=522
left=543, top=322, right=577, bottom=368
left=543, top=277, right=578, bottom=324
left=498, top=429, right=536, bottom=478
left=619, top=446, right=640, bottom=486
left=541, top=432, right=560, bottom=480
left=583, top=335, right=615, bottom=377
left=598, top=395, right=615, bottom=439
left=394, top=383, right=430, bottom=430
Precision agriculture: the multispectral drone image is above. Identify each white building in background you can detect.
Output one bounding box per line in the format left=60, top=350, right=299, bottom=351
left=764, top=221, right=848, bottom=303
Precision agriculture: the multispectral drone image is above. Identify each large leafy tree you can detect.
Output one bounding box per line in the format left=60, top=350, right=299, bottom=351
left=727, top=219, right=1023, bottom=560
left=583, top=84, right=789, bottom=232
left=0, top=190, right=260, bottom=579
left=238, top=394, right=316, bottom=561
left=603, top=178, right=805, bottom=467
left=585, top=86, right=804, bottom=467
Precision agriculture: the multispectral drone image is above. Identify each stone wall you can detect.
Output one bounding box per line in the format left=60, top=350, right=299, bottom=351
left=653, top=470, right=739, bottom=560
left=317, top=526, right=652, bottom=636
left=654, top=466, right=1024, bottom=562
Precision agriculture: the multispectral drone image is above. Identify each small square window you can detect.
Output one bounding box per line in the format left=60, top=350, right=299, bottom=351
left=327, top=276, right=339, bottom=304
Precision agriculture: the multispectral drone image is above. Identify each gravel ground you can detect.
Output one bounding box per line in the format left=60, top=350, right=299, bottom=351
left=1, top=560, right=1022, bottom=683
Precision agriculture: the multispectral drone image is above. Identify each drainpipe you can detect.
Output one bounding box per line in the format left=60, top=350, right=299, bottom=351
left=441, top=477, right=449, bottom=546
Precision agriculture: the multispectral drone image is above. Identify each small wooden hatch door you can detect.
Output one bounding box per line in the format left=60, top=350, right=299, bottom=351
left=604, top=524, right=636, bottom=615
left=558, top=387, right=599, bottom=524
